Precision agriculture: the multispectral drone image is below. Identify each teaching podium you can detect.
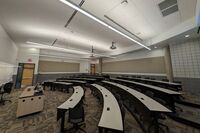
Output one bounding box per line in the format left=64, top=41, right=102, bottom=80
left=17, top=86, right=44, bottom=117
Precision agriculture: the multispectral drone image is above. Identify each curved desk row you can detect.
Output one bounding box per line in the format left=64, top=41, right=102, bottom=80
left=57, top=86, right=84, bottom=132
left=57, top=77, right=97, bottom=84
left=56, top=79, right=86, bottom=86
left=70, top=78, right=97, bottom=83
left=42, top=80, right=55, bottom=89
left=110, top=78, right=181, bottom=112
left=112, top=78, right=181, bottom=95
left=51, top=82, right=73, bottom=93
left=103, top=81, right=171, bottom=112
left=118, top=77, right=182, bottom=91
left=79, top=76, right=105, bottom=81
left=91, top=84, right=123, bottom=133
left=102, top=81, right=171, bottom=133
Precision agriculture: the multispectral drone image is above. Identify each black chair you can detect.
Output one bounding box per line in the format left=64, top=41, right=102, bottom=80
left=117, top=98, right=126, bottom=132
left=162, top=79, right=169, bottom=82
left=67, top=101, right=86, bottom=133
left=173, top=80, right=181, bottom=84
left=134, top=88, right=142, bottom=92
left=145, top=91, right=154, bottom=98
left=114, top=93, right=121, bottom=101
left=0, top=82, right=13, bottom=105
left=150, top=97, right=169, bottom=132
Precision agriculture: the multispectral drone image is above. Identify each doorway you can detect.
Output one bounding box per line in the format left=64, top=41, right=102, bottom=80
left=90, top=64, right=96, bottom=75
left=15, top=63, right=35, bottom=88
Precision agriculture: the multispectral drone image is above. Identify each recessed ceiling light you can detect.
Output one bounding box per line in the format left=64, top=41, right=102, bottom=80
left=185, top=35, right=190, bottom=38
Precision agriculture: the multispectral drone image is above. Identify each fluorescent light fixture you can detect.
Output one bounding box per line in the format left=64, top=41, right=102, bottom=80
left=59, top=0, right=151, bottom=50
left=185, top=35, right=190, bottom=38
left=25, top=41, right=90, bottom=54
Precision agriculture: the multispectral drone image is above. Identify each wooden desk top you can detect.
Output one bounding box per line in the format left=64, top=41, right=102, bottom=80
left=91, top=84, right=123, bottom=131
left=112, top=78, right=181, bottom=95
left=103, top=81, right=172, bottom=113
left=57, top=86, right=84, bottom=110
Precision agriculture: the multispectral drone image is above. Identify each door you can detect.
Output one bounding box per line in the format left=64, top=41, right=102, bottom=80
left=21, top=68, right=34, bottom=86
left=90, top=64, right=95, bottom=75
left=16, top=63, right=35, bottom=88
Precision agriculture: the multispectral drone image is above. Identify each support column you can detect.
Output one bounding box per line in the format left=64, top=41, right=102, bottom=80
left=98, top=58, right=102, bottom=75
left=164, top=45, right=173, bottom=81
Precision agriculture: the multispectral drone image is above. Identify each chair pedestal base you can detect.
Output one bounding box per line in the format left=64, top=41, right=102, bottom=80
left=65, top=123, right=86, bottom=133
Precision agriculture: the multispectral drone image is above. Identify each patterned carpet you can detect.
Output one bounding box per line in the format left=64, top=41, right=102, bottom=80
left=0, top=87, right=200, bottom=133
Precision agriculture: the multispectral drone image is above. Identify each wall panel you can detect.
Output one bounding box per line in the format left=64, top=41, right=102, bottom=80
left=170, top=38, right=200, bottom=78
left=38, top=61, right=80, bottom=72
left=102, top=57, right=166, bottom=74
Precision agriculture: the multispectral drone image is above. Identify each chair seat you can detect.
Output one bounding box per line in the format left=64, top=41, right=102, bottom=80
left=70, top=118, right=83, bottom=123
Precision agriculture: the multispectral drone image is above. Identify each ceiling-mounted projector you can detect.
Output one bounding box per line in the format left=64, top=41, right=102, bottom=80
left=110, top=42, right=117, bottom=50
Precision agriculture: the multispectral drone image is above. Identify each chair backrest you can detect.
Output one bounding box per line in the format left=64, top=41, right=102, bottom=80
left=117, top=99, right=126, bottom=121
left=154, top=97, right=166, bottom=105
left=145, top=91, right=154, bottom=98
left=68, top=101, right=85, bottom=124
left=173, top=80, right=182, bottom=84
left=115, top=93, right=121, bottom=101
left=162, top=79, right=169, bottom=82
left=134, top=88, right=141, bottom=92
left=3, top=82, right=13, bottom=94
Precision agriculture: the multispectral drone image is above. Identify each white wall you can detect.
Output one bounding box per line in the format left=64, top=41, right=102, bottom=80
left=0, top=25, right=18, bottom=64
left=16, top=47, right=40, bottom=74
left=80, top=61, right=90, bottom=73
left=0, top=25, right=18, bottom=84
left=170, top=38, right=200, bottom=78
left=0, top=62, right=17, bottom=85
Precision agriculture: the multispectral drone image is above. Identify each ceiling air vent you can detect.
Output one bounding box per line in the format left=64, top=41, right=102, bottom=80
left=158, top=0, right=178, bottom=17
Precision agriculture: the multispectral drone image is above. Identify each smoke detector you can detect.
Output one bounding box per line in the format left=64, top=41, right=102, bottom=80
left=121, top=0, right=128, bottom=5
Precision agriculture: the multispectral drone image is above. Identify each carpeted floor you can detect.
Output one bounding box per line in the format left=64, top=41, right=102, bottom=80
left=0, top=87, right=200, bottom=133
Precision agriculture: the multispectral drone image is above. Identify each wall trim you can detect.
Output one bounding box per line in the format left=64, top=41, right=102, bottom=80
left=38, top=72, right=86, bottom=74
left=103, top=56, right=164, bottom=63
left=102, top=72, right=167, bottom=76
left=39, top=58, right=81, bottom=63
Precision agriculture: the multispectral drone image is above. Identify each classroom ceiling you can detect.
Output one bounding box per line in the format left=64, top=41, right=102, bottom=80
left=0, top=0, right=197, bottom=57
